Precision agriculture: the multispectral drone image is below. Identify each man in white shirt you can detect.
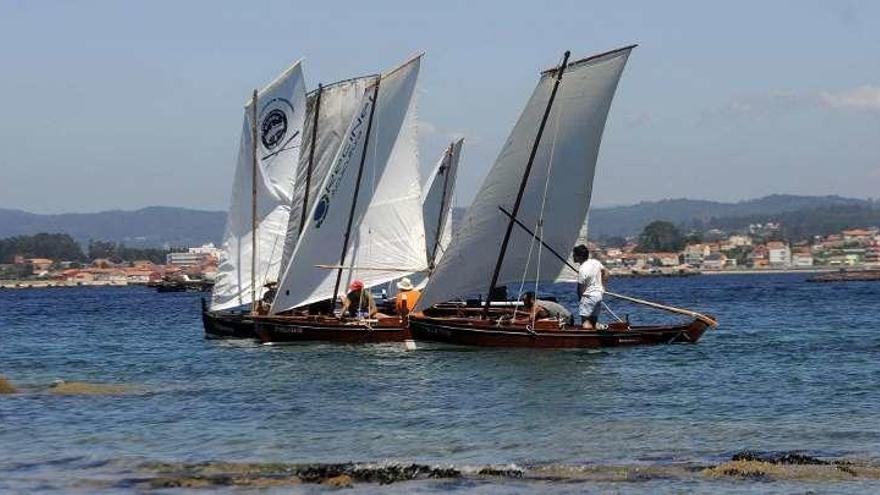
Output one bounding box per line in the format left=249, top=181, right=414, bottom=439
left=573, top=244, right=608, bottom=329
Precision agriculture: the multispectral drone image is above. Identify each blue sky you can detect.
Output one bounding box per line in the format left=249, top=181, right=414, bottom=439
left=1, top=0, right=878, bottom=213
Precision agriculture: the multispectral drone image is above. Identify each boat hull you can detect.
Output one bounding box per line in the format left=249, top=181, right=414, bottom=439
left=201, top=309, right=257, bottom=339
left=255, top=315, right=410, bottom=344
left=408, top=315, right=709, bottom=348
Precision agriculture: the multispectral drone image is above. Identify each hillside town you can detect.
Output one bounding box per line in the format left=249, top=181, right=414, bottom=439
left=2, top=223, right=880, bottom=288
left=593, top=225, right=880, bottom=276
left=0, top=243, right=220, bottom=288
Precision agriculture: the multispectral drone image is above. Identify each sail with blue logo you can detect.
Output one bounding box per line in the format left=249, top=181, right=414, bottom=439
left=271, top=54, right=426, bottom=313
left=211, top=60, right=307, bottom=312
left=279, top=75, right=379, bottom=276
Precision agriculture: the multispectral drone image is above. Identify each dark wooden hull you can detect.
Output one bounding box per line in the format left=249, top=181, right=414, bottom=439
left=408, top=315, right=710, bottom=348
left=255, top=315, right=410, bottom=344
left=201, top=309, right=257, bottom=339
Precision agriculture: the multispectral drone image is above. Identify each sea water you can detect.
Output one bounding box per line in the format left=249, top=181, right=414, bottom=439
left=1, top=273, right=878, bottom=493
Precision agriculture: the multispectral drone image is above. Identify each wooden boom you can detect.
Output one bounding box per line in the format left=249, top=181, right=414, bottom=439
left=497, top=206, right=718, bottom=328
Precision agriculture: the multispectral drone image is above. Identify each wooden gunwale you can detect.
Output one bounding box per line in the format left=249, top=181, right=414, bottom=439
left=408, top=313, right=710, bottom=348
left=254, top=314, right=409, bottom=344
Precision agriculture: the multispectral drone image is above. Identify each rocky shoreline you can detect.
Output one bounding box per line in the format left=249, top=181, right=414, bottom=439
left=110, top=451, right=880, bottom=490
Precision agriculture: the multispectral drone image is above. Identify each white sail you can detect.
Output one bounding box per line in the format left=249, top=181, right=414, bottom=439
left=279, top=75, right=380, bottom=272
left=555, top=212, right=589, bottom=283
left=211, top=61, right=308, bottom=312
left=271, top=55, right=423, bottom=313
left=344, top=81, right=427, bottom=293
left=422, top=138, right=463, bottom=267
left=416, top=47, right=633, bottom=311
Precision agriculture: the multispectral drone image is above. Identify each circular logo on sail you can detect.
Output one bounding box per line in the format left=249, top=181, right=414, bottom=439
left=313, top=194, right=330, bottom=228
left=261, top=109, right=287, bottom=150
left=258, top=97, right=296, bottom=153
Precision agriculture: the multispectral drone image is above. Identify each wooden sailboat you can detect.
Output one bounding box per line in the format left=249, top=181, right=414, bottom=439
left=203, top=60, right=308, bottom=338
left=408, top=46, right=717, bottom=348
left=254, top=136, right=466, bottom=344
left=203, top=66, right=380, bottom=338
left=256, top=54, right=429, bottom=344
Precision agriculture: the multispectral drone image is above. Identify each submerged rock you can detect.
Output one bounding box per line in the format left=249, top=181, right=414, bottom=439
left=139, top=461, right=463, bottom=489
left=732, top=450, right=829, bottom=465
left=703, top=460, right=774, bottom=480
left=0, top=376, right=17, bottom=394
left=49, top=380, right=133, bottom=395
left=133, top=456, right=880, bottom=489
left=148, top=475, right=295, bottom=489
left=322, top=474, right=353, bottom=488
left=704, top=451, right=880, bottom=481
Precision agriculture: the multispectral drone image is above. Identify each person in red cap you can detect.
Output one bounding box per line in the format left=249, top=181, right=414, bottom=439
left=339, top=279, right=383, bottom=319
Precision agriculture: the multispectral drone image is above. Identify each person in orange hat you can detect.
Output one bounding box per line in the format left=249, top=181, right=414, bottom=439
left=340, top=279, right=384, bottom=319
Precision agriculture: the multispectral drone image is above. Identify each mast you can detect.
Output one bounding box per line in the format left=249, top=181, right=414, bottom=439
left=250, top=88, right=259, bottom=314
left=330, top=80, right=381, bottom=309
left=429, top=143, right=454, bottom=269
left=300, top=83, right=323, bottom=237
left=482, top=50, right=570, bottom=318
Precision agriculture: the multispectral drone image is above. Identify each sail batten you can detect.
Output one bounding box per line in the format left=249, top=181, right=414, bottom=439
left=211, top=61, right=308, bottom=312
left=416, top=48, right=633, bottom=311
left=271, top=56, right=425, bottom=313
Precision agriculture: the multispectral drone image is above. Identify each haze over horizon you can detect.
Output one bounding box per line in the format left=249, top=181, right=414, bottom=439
left=1, top=1, right=878, bottom=215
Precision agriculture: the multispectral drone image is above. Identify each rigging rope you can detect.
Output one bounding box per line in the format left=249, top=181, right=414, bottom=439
left=514, top=75, right=566, bottom=327
left=355, top=90, right=381, bottom=316
left=532, top=76, right=565, bottom=327
left=601, top=300, right=625, bottom=323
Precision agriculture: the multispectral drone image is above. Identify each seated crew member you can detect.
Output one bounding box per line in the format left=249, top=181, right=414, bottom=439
left=518, top=291, right=574, bottom=324
left=572, top=244, right=609, bottom=330
left=257, top=281, right=278, bottom=314
left=394, top=277, right=421, bottom=316
left=339, top=280, right=387, bottom=319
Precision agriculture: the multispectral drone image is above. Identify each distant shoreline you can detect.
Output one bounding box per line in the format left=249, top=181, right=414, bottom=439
left=0, top=280, right=132, bottom=289
left=700, top=268, right=835, bottom=275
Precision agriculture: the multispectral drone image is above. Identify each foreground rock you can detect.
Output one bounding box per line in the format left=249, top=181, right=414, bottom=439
left=49, top=380, right=133, bottom=395
left=0, top=376, right=17, bottom=394
left=141, top=461, right=464, bottom=489
left=322, top=474, right=353, bottom=488
left=703, top=450, right=880, bottom=481
left=131, top=453, right=880, bottom=490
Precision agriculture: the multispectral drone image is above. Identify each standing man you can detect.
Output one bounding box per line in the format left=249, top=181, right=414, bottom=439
left=572, top=244, right=608, bottom=330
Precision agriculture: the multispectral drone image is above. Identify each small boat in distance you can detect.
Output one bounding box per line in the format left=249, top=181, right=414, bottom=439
left=409, top=46, right=717, bottom=348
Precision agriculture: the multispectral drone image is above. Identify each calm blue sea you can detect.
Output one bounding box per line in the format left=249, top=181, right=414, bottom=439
left=1, top=273, right=879, bottom=493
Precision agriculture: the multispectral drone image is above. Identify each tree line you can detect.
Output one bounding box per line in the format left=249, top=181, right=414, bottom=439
left=604, top=203, right=880, bottom=252
left=0, top=233, right=167, bottom=265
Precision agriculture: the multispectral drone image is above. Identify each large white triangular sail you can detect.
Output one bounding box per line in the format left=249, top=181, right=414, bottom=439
left=211, top=61, right=308, bottom=312
left=422, top=138, right=464, bottom=268
left=416, top=47, right=633, bottom=311
left=271, top=55, right=424, bottom=313
left=279, top=75, right=379, bottom=273
left=346, top=80, right=426, bottom=292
